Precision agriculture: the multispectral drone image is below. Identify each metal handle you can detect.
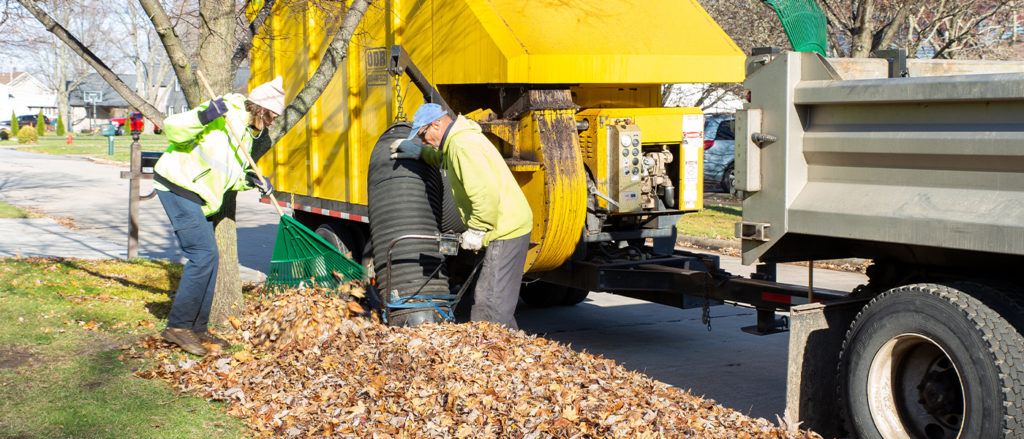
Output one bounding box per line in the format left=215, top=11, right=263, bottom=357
left=385, top=232, right=461, bottom=297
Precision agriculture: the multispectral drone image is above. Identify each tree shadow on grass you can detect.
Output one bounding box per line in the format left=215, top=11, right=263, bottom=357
left=57, top=258, right=180, bottom=321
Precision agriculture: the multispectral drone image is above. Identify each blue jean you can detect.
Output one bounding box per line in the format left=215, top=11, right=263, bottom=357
left=157, top=190, right=219, bottom=331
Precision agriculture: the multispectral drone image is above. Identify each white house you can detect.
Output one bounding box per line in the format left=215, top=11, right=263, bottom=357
left=0, top=83, right=26, bottom=123
left=0, top=72, right=57, bottom=122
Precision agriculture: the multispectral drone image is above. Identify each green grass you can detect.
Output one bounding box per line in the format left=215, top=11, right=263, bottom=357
left=0, top=133, right=167, bottom=163
left=0, top=258, right=248, bottom=438
left=677, top=204, right=742, bottom=241
left=0, top=201, right=37, bottom=219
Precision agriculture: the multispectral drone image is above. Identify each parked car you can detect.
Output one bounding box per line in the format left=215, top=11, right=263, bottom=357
left=111, top=112, right=162, bottom=135
left=16, top=114, right=51, bottom=130
left=703, top=113, right=735, bottom=193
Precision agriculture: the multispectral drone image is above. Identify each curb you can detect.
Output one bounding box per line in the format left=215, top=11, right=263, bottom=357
left=676, top=234, right=739, bottom=251
left=675, top=234, right=869, bottom=268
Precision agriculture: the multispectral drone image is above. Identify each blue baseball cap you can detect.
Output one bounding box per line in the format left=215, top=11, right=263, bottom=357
left=406, top=103, right=447, bottom=140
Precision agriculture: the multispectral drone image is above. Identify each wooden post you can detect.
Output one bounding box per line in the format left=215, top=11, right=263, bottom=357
left=127, top=132, right=141, bottom=259
left=121, top=132, right=158, bottom=259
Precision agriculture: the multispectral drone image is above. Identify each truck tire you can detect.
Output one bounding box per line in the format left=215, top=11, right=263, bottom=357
left=561, top=288, right=589, bottom=306
left=520, top=281, right=566, bottom=307
left=367, top=123, right=450, bottom=327
left=838, top=282, right=1024, bottom=439
left=521, top=281, right=587, bottom=307
left=721, top=163, right=734, bottom=194
left=315, top=222, right=364, bottom=261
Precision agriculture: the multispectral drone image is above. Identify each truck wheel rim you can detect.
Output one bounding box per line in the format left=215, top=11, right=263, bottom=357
left=867, top=333, right=964, bottom=439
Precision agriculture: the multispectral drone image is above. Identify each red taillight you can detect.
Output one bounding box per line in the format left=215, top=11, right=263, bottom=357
left=703, top=140, right=714, bottom=150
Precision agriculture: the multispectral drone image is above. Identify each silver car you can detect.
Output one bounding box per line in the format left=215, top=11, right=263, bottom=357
left=703, top=114, right=735, bottom=193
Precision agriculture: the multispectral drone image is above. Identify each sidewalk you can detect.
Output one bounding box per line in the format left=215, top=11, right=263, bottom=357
left=0, top=218, right=125, bottom=259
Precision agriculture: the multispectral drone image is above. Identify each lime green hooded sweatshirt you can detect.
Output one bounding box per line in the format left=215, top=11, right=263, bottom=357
left=422, top=116, right=533, bottom=246
left=153, top=94, right=254, bottom=216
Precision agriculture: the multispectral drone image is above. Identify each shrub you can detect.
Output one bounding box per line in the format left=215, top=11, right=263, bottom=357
left=17, top=125, right=38, bottom=144
left=9, top=111, right=16, bottom=130
left=55, top=114, right=65, bottom=136
left=0, top=128, right=9, bottom=141
left=36, top=110, right=45, bottom=137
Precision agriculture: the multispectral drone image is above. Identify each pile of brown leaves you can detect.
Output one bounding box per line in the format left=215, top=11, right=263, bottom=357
left=133, top=287, right=820, bottom=438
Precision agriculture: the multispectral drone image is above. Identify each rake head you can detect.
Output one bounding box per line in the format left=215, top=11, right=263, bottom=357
left=264, top=215, right=366, bottom=293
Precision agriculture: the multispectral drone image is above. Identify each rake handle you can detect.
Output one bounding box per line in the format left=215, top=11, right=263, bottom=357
left=195, top=70, right=285, bottom=217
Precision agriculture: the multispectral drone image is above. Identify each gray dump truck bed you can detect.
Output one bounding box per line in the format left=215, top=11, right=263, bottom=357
left=736, top=51, right=1024, bottom=267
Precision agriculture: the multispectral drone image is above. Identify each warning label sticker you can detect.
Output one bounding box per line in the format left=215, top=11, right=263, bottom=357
left=365, top=47, right=388, bottom=86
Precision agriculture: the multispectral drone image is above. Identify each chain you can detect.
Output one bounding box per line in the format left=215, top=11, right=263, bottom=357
left=394, top=74, right=408, bottom=122
left=701, top=295, right=712, bottom=332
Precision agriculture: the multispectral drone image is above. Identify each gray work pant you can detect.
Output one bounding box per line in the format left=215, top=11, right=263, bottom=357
left=471, top=232, right=530, bottom=329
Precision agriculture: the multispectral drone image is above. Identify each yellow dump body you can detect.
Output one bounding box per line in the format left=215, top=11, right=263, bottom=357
left=250, top=0, right=744, bottom=272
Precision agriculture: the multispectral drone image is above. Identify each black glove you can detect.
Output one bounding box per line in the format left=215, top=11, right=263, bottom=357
left=389, top=139, right=423, bottom=160
left=197, top=98, right=228, bottom=125
left=245, top=171, right=273, bottom=196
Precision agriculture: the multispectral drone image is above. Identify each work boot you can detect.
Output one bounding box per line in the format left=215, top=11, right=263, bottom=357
left=160, top=327, right=208, bottom=356
left=194, top=330, right=230, bottom=349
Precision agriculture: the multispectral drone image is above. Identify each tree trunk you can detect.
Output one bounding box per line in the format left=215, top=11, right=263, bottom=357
left=210, top=192, right=245, bottom=327
left=850, top=0, right=875, bottom=57
left=198, top=0, right=244, bottom=326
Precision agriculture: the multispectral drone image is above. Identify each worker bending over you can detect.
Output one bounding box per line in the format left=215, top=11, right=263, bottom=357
left=391, top=103, right=533, bottom=329
left=153, top=76, right=285, bottom=355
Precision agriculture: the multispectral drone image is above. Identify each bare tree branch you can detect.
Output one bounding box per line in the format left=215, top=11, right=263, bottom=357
left=230, top=0, right=275, bottom=75
left=874, top=1, right=915, bottom=53
left=138, top=0, right=202, bottom=107
left=16, top=0, right=163, bottom=123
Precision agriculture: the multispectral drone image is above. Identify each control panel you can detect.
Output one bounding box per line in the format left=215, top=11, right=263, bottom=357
left=607, top=123, right=643, bottom=212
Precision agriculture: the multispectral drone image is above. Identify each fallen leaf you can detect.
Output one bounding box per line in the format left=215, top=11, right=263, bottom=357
left=347, top=301, right=364, bottom=314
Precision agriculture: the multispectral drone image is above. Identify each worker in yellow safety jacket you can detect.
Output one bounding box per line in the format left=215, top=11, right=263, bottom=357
left=391, top=103, right=533, bottom=329
left=152, top=76, right=285, bottom=355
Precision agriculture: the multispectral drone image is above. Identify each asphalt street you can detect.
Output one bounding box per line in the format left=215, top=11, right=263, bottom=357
left=0, top=145, right=867, bottom=422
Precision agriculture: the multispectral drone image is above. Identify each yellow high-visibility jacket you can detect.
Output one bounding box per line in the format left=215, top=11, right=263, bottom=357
left=154, top=93, right=254, bottom=216
left=422, top=115, right=533, bottom=246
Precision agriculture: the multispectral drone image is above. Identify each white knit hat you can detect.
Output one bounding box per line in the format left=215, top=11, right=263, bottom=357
left=249, top=76, right=285, bottom=115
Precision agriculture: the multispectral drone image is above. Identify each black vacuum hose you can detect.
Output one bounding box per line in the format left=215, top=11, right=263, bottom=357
left=367, top=123, right=451, bottom=326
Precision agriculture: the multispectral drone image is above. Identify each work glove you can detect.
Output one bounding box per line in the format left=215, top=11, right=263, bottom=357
left=460, top=228, right=486, bottom=251
left=197, top=98, right=229, bottom=125
left=245, top=171, right=273, bottom=196
left=389, top=139, right=423, bottom=160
